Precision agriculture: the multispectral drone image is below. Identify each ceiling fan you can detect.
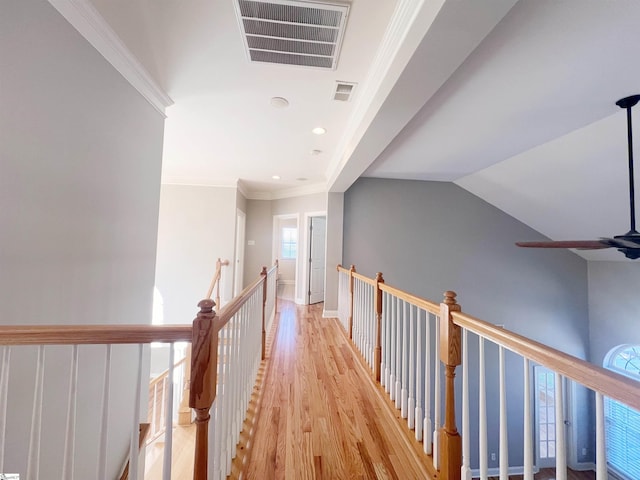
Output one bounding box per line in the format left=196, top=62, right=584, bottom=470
left=516, top=94, right=640, bottom=259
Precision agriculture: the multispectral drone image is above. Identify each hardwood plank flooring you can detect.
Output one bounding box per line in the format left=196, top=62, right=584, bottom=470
left=236, top=301, right=433, bottom=480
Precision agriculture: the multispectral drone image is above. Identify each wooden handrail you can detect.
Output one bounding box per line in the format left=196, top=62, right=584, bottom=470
left=0, top=324, right=192, bottom=346
left=451, top=310, right=640, bottom=411
left=216, top=263, right=277, bottom=327
left=379, top=282, right=440, bottom=315
left=206, top=258, right=230, bottom=311
left=352, top=271, right=377, bottom=286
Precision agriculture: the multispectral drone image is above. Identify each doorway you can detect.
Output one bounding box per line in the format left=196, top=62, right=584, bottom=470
left=307, top=215, right=326, bottom=304
left=273, top=214, right=298, bottom=302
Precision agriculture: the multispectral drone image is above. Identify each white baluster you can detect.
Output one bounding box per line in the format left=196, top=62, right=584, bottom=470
left=162, top=343, right=175, bottom=480
left=0, top=346, right=11, bottom=471
left=555, top=373, right=567, bottom=480
left=27, top=345, right=45, bottom=480
left=381, top=292, right=387, bottom=388
left=98, top=346, right=112, bottom=477
left=63, top=345, right=78, bottom=480
left=433, top=316, right=440, bottom=469
left=389, top=296, right=396, bottom=400
left=499, top=346, right=508, bottom=480
left=479, top=338, right=487, bottom=480
left=595, top=391, right=607, bottom=480
left=395, top=297, right=402, bottom=410
left=415, top=308, right=423, bottom=442
left=401, top=300, right=408, bottom=418
left=129, top=344, right=143, bottom=480
left=461, top=329, right=471, bottom=480
left=523, top=358, right=533, bottom=480
left=408, top=304, right=415, bottom=429
left=423, top=312, right=431, bottom=454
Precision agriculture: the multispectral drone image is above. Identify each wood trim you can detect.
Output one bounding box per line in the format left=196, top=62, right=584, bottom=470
left=0, top=324, right=192, bottom=346
left=352, top=271, right=377, bottom=286
left=451, top=310, right=640, bottom=411
left=379, top=283, right=440, bottom=315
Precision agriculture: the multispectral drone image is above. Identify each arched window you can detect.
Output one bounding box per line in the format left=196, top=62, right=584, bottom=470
left=604, top=345, right=640, bottom=480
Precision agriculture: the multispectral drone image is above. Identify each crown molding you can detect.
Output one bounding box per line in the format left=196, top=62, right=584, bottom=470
left=48, top=0, right=173, bottom=116
left=244, top=182, right=328, bottom=201
left=161, top=176, right=238, bottom=188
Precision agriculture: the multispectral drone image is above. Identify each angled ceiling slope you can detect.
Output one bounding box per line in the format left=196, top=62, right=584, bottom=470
left=234, top=0, right=349, bottom=70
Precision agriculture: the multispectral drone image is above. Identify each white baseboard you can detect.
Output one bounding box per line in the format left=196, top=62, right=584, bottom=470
left=471, top=465, right=539, bottom=478
left=295, top=297, right=305, bottom=305
left=323, top=310, right=339, bottom=318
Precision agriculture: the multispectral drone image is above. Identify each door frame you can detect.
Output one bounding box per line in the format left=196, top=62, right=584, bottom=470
left=233, top=209, right=246, bottom=297
left=272, top=213, right=299, bottom=302
left=302, top=211, right=326, bottom=305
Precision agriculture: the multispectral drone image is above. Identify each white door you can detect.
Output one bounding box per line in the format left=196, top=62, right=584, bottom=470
left=234, top=210, right=246, bottom=297
left=308, top=216, right=326, bottom=304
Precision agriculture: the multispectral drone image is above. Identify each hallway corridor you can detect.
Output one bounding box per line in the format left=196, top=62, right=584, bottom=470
left=235, top=301, right=433, bottom=480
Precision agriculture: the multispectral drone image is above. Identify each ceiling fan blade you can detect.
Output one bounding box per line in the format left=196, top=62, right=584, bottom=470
left=515, top=240, right=611, bottom=250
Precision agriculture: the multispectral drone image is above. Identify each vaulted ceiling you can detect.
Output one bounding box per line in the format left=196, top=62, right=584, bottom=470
left=75, top=0, right=640, bottom=260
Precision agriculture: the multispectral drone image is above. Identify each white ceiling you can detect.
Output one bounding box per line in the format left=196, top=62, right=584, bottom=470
left=81, top=0, right=640, bottom=261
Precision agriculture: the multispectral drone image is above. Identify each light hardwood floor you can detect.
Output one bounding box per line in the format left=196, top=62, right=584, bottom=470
left=236, top=300, right=434, bottom=480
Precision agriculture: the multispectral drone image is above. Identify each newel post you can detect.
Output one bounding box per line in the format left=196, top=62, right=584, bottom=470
left=189, top=298, right=218, bottom=480
left=261, top=266, right=268, bottom=360
left=348, top=265, right=356, bottom=339
left=439, top=291, right=462, bottom=480
left=374, top=272, right=384, bottom=382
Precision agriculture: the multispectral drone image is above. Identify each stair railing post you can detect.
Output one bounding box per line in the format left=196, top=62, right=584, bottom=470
left=189, top=298, right=218, bottom=480
left=374, top=272, right=384, bottom=382
left=438, top=291, right=462, bottom=480
left=348, top=265, right=356, bottom=339
left=261, top=266, right=268, bottom=360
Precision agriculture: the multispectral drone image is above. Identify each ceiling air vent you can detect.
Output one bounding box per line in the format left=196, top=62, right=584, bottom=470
left=235, top=0, right=350, bottom=70
left=333, top=81, right=356, bottom=101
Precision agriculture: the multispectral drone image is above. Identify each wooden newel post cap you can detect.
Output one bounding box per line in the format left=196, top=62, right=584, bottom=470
left=350, top=265, right=356, bottom=272
left=443, top=291, right=458, bottom=306
left=197, top=299, right=216, bottom=315
left=376, top=272, right=384, bottom=283
left=261, top=266, right=267, bottom=276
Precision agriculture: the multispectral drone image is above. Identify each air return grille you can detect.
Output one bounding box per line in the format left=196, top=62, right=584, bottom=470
left=235, top=0, right=350, bottom=70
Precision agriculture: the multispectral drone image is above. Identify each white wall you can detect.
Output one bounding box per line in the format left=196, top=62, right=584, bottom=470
left=155, top=185, right=238, bottom=321
left=0, top=0, right=165, bottom=476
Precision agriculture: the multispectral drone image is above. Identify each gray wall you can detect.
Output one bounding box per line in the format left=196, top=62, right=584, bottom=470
left=155, top=185, right=237, bottom=319
left=0, top=0, right=165, bottom=476
left=588, top=262, right=640, bottom=366
left=244, top=193, right=327, bottom=303
left=343, top=177, right=591, bottom=469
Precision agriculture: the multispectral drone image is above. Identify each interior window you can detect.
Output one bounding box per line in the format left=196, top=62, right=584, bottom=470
left=604, top=345, right=640, bottom=480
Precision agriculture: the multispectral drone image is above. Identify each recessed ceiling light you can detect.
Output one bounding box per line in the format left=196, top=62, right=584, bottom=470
left=310, top=149, right=323, bottom=155
left=272, top=175, right=281, bottom=180
left=270, top=97, right=289, bottom=108
left=312, top=127, right=326, bottom=135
